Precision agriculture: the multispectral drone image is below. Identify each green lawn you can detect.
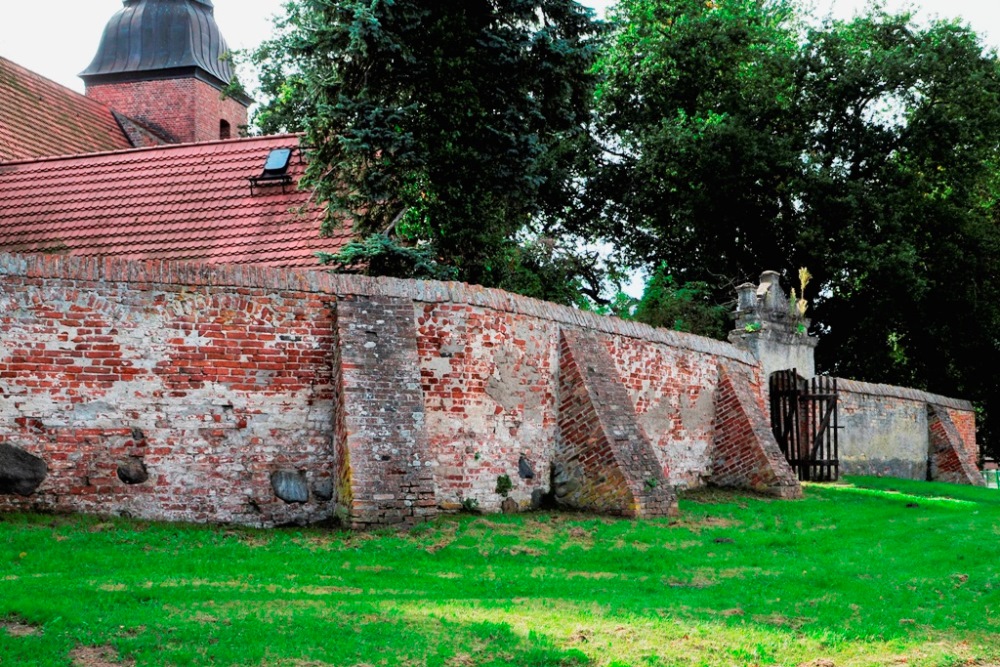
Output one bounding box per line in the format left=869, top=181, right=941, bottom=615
left=2, top=477, right=999, bottom=667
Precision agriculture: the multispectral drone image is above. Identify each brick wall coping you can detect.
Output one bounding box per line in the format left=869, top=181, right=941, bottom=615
left=0, top=252, right=755, bottom=364
left=834, top=377, right=973, bottom=411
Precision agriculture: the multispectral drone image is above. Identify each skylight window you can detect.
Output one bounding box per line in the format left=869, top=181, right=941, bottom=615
left=263, top=148, right=293, bottom=175
left=249, top=147, right=297, bottom=194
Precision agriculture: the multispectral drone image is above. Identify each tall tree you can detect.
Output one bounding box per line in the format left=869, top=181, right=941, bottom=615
left=793, top=13, right=1000, bottom=454
left=251, top=0, right=604, bottom=295
left=589, top=0, right=803, bottom=283
left=596, top=1, right=1000, bottom=454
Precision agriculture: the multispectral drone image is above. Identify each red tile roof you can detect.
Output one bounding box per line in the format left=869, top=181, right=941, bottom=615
left=0, top=134, right=350, bottom=268
left=0, top=55, right=135, bottom=162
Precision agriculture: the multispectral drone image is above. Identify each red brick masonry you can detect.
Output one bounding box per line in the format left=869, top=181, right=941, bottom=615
left=86, top=78, right=247, bottom=145
left=0, top=253, right=976, bottom=527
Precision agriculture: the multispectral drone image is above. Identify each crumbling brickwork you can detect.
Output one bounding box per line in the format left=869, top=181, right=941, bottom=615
left=1, top=253, right=979, bottom=528
left=0, top=256, right=337, bottom=525
left=414, top=302, right=555, bottom=513
left=603, top=335, right=720, bottom=489
left=555, top=329, right=678, bottom=517
left=929, top=404, right=984, bottom=486
left=710, top=362, right=801, bottom=498
left=334, top=296, right=436, bottom=528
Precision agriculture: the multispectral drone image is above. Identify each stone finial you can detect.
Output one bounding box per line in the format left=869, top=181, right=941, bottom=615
left=759, top=271, right=784, bottom=312
left=735, top=283, right=757, bottom=312
left=729, top=270, right=817, bottom=380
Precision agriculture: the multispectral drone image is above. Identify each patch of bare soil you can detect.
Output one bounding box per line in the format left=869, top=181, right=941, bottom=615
left=503, top=545, right=544, bottom=556
left=70, top=645, right=135, bottom=667
left=679, top=486, right=775, bottom=505
left=1, top=619, right=42, bottom=637
left=664, top=574, right=715, bottom=589
left=752, top=613, right=810, bottom=629
left=423, top=523, right=459, bottom=553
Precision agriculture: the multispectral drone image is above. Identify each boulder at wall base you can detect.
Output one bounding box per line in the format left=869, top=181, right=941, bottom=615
left=313, top=478, right=334, bottom=502
left=117, top=457, right=149, bottom=485
left=0, top=443, right=48, bottom=496
left=271, top=470, right=309, bottom=504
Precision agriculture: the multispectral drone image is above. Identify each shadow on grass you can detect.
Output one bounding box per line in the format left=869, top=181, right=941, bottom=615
left=4, top=477, right=1000, bottom=665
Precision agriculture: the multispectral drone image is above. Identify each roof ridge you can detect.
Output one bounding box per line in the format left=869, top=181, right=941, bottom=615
left=0, top=133, right=305, bottom=168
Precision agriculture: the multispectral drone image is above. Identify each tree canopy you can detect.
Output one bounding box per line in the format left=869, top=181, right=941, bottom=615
left=593, top=0, right=1000, bottom=454
left=251, top=0, right=605, bottom=297
left=251, top=0, right=1000, bottom=455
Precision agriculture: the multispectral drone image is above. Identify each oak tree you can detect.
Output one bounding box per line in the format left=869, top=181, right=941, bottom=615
left=595, top=1, right=1000, bottom=454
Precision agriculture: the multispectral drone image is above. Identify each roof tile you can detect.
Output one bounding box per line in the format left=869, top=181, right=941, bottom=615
left=0, top=134, right=349, bottom=269
left=0, top=56, right=135, bottom=161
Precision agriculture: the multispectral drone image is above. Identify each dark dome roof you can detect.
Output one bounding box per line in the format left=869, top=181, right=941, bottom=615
left=81, top=0, right=236, bottom=90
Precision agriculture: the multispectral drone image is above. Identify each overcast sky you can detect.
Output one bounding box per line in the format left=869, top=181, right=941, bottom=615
left=2, top=0, right=1000, bottom=96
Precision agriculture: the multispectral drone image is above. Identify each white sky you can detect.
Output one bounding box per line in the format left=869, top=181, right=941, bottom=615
left=2, top=1, right=1000, bottom=96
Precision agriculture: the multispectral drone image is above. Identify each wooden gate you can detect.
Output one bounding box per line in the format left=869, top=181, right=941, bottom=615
left=769, top=370, right=839, bottom=482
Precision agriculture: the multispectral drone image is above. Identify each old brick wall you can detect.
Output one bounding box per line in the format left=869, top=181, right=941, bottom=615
left=334, top=296, right=436, bottom=528
left=711, top=362, right=801, bottom=498
left=836, top=379, right=979, bottom=483
left=604, top=335, right=721, bottom=488
left=948, top=407, right=979, bottom=465
left=3, top=253, right=987, bottom=527
left=1, top=253, right=796, bottom=527
left=414, top=302, right=558, bottom=513
left=0, top=256, right=337, bottom=525
left=928, top=405, right=984, bottom=486
left=555, top=329, right=678, bottom=517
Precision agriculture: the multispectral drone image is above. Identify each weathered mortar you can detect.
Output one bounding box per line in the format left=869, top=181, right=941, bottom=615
left=604, top=335, right=719, bottom=489
left=836, top=379, right=983, bottom=485
left=2, top=254, right=979, bottom=528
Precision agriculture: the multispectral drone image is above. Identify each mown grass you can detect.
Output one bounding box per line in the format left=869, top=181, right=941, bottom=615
left=2, top=476, right=1000, bottom=666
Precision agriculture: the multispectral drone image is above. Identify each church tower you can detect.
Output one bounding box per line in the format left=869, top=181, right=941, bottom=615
left=81, top=0, right=251, bottom=144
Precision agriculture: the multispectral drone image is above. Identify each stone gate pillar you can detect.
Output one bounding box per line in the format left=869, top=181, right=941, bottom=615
left=728, top=271, right=817, bottom=380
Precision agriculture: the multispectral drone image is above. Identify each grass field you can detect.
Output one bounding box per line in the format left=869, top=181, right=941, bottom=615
left=2, top=476, right=1000, bottom=667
